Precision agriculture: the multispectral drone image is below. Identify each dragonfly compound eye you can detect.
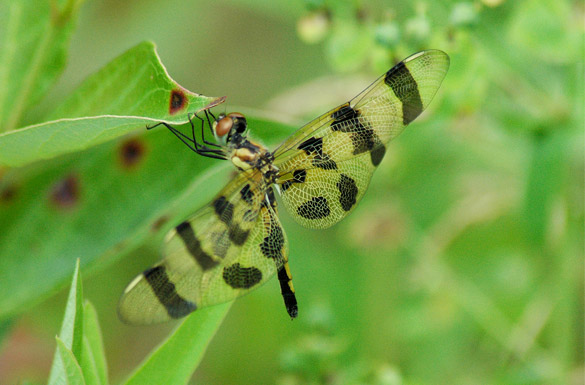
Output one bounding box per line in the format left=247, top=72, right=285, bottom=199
left=228, top=112, right=247, bottom=134
left=215, top=116, right=233, bottom=137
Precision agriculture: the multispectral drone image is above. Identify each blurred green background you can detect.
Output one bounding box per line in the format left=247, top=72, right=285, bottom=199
left=0, top=0, right=583, bottom=384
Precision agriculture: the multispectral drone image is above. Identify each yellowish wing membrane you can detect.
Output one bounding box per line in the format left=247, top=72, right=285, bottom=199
left=118, top=171, right=273, bottom=324
left=274, top=50, right=449, bottom=229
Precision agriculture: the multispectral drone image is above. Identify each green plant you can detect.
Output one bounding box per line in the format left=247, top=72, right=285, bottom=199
left=0, top=0, right=582, bottom=384
left=47, top=260, right=231, bottom=385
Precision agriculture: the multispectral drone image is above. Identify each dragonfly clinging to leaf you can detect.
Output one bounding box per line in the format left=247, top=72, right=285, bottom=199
left=118, top=50, right=450, bottom=324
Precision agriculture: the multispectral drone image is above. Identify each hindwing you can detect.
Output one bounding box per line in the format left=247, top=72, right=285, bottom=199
left=118, top=172, right=293, bottom=324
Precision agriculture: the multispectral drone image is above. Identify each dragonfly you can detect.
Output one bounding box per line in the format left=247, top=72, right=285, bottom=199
left=118, top=50, right=449, bottom=324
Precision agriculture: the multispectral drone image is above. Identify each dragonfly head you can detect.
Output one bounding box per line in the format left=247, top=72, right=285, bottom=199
left=213, top=112, right=248, bottom=145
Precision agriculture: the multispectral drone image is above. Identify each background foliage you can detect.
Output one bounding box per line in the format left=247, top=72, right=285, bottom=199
left=0, top=0, right=582, bottom=384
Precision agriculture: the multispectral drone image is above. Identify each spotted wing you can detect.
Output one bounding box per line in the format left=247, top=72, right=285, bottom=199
left=273, top=50, right=449, bottom=229
left=118, top=172, right=294, bottom=324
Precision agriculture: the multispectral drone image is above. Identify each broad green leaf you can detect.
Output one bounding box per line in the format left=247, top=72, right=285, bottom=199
left=0, top=41, right=224, bottom=168
left=0, top=115, right=211, bottom=168
left=123, top=303, right=232, bottom=385
left=52, top=337, right=86, bottom=385
left=0, top=116, right=293, bottom=320
left=47, top=41, right=221, bottom=121
left=48, top=260, right=84, bottom=385
left=80, top=302, right=108, bottom=385
left=0, top=0, right=83, bottom=132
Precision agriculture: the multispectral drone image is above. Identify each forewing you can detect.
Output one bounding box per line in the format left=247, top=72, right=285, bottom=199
left=118, top=171, right=286, bottom=324
left=273, top=50, right=449, bottom=229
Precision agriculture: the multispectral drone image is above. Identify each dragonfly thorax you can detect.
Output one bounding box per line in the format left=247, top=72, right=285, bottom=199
left=229, top=137, right=275, bottom=174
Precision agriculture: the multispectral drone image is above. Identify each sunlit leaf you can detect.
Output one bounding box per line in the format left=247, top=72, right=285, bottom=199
left=51, top=337, right=86, bottom=385
left=47, top=260, right=84, bottom=385
left=0, top=42, right=224, bottom=167
left=123, top=303, right=231, bottom=385
left=80, top=302, right=108, bottom=385
left=0, top=0, right=83, bottom=131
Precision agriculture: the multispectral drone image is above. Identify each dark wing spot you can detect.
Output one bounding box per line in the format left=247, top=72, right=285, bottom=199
left=223, top=263, right=262, bottom=289
left=239, top=184, right=254, bottom=205
left=384, top=61, right=423, bottom=125
left=293, top=169, right=307, bottom=183
left=265, top=187, right=277, bottom=209
left=331, top=105, right=378, bottom=155
left=175, top=221, right=219, bottom=270
left=370, top=144, right=386, bottom=166
left=330, top=104, right=358, bottom=123
left=119, top=138, right=146, bottom=169
left=228, top=225, right=250, bottom=246
left=261, top=213, right=285, bottom=259
left=313, top=153, right=338, bottom=170
left=169, top=89, right=187, bottom=114
left=281, top=180, right=293, bottom=192
left=143, top=265, right=197, bottom=319
left=50, top=174, right=80, bottom=209
left=297, top=136, right=337, bottom=170
left=213, top=196, right=234, bottom=224
left=212, top=196, right=249, bottom=245
left=352, top=126, right=376, bottom=155
left=297, top=196, right=331, bottom=219
left=337, top=174, right=358, bottom=211
left=298, top=136, right=322, bottom=153
left=280, top=169, right=307, bottom=192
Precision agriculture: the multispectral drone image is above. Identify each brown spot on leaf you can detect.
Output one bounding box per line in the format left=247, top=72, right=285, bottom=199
left=151, top=215, right=169, bottom=233
left=0, top=184, right=17, bottom=203
left=112, top=240, right=129, bottom=254
left=119, top=138, right=147, bottom=169
left=50, top=174, right=80, bottom=209
left=169, top=89, right=187, bottom=114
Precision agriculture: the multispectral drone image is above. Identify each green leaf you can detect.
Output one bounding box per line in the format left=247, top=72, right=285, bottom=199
left=123, top=303, right=232, bottom=385
left=0, top=116, right=292, bottom=321
left=48, top=259, right=85, bottom=385
left=0, top=0, right=83, bottom=132
left=52, top=337, right=87, bottom=385
left=0, top=41, right=224, bottom=168
left=0, top=319, right=13, bottom=347
left=80, top=302, right=108, bottom=385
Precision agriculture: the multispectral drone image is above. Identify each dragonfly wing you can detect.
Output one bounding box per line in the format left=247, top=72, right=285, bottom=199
left=274, top=50, right=449, bottom=229
left=118, top=171, right=289, bottom=324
